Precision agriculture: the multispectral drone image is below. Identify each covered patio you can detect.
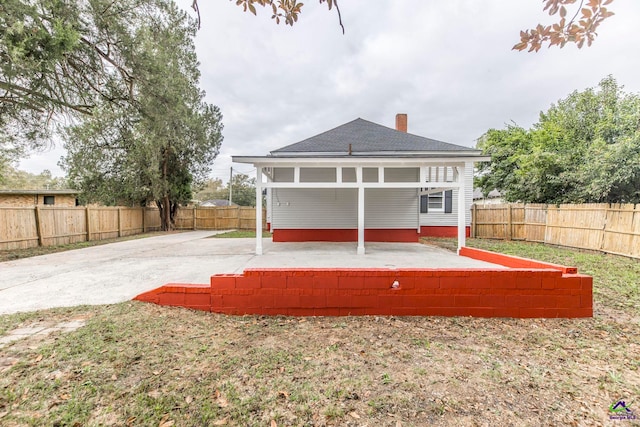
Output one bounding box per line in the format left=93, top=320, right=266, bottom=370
left=233, top=115, right=489, bottom=255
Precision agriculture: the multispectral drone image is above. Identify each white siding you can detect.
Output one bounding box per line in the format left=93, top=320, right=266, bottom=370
left=271, top=186, right=419, bottom=230
left=272, top=188, right=357, bottom=229
left=365, top=188, right=418, bottom=228
left=419, top=162, right=473, bottom=227
left=299, top=168, right=336, bottom=182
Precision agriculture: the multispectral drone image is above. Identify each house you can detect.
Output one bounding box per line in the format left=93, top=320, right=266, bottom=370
left=473, top=188, right=504, bottom=205
left=0, top=189, right=79, bottom=207
left=233, top=114, right=489, bottom=254
left=199, top=199, right=238, bottom=207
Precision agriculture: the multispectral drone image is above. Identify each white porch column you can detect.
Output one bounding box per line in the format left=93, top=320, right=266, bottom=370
left=356, top=166, right=365, bottom=255
left=255, top=166, right=263, bottom=255
left=457, top=164, right=466, bottom=253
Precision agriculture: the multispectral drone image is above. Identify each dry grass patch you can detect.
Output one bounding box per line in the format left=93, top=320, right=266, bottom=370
left=0, top=239, right=639, bottom=426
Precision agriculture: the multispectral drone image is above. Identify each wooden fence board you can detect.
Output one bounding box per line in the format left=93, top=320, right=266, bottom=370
left=0, top=208, right=39, bottom=250
left=524, top=204, right=547, bottom=243
left=172, top=206, right=265, bottom=231
left=473, top=203, right=640, bottom=259
left=0, top=207, right=162, bottom=251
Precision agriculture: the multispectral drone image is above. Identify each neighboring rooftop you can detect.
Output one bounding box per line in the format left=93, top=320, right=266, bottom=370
left=0, top=189, right=78, bottom=195
left=270, top=117, right=480, bottom=156
left=199, top=199, right=238, bottom=207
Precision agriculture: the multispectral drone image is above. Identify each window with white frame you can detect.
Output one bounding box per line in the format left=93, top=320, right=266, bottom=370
left=420, top=190, right=452, bottom=214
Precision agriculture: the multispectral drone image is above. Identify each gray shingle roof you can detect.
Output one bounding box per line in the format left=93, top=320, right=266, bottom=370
left=271, top=118, right=477, bottom=155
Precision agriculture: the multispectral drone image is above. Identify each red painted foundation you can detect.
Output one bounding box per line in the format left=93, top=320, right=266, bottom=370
left=134, top=248, right=593, bottom=319
left=272, top=228, right=419, bottom=242
left=420, top=226, right=471, bottom=238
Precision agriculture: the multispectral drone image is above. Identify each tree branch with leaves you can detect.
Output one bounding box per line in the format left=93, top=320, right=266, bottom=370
left=514, top=0, right=615, bottom=51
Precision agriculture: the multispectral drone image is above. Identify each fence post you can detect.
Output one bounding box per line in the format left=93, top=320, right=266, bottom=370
left=471, top=204, right=476, bottom=238
left=141, top=207, right=146, bottom=233
left=118, top=207, right=123, bottom=237
left=34, top=206, right=44, bottom=247
left=236, top=206, right=241, bottom=229
left=507, top=204, right=512, bottom=240
left=193, top=207, right=197, bottom=230
left=86, top=206, right=92, bottom=241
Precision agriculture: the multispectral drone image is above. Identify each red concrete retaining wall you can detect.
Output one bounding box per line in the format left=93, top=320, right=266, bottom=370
left=459, top=247, right=578, bottom=274
left=135, top=261, right=593, bottom=319
left=272, top=229, right=419, bottom=242
left=420, top=226, right=471, bottom=238
left=135, top=283, right=211, bottom=312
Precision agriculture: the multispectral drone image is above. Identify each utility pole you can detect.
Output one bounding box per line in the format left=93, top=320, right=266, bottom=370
left=228, top=166, right=233, bottom=206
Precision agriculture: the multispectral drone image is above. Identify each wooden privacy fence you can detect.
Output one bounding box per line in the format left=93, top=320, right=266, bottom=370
left=0, top=207, right=161, bottom=251
left=173, top=206, right=266, bottom=231
left=472, top=203, right=640, bottom=259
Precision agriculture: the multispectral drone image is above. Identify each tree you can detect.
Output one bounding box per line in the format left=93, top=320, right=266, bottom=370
left=61, top=1, right=223, bottom=229
left=476, top=76, right=640, bottom=204
left=0, top=0, right=151, bottom=174
left=0, top=164, right=68, bottom=189
left=229, top=173, right=258, bottom=207
left=193, top=178, right=227, bottom=202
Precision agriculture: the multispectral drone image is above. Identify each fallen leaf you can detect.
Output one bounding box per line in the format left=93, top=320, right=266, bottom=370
left=217, top=396, right=228, bottom=408
left=396, top=421, right=402, bottom=427
left=126, top=416, right=137, bottom=426
left=349, top=412, right=360, bottom=419
left=271, top=420, right=277, bottom=427
left=212, top=419, right=227, bottom=426
left=34, top=354, right=43, bottom=363
left=153, top=370, right=162, bottom=376
left=0, top=411, right=8, bottom=418
left=158, top=421, right=174, bottom=427
left=158, top=414, right=171, bottom=427
left=277, top=391, right=289, bottom=400
left=147, top=390, right=162, bottom=399
left=111, top=374, right=117, bottom=381
left=214, top=390, right=228, bottom=408
left=185, top=395, right=193, bottom=404
left=60, top=393, right=71, bottom=401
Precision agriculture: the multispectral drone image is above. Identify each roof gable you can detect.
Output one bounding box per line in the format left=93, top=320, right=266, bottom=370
left=271, top=118, right=477, bottom=155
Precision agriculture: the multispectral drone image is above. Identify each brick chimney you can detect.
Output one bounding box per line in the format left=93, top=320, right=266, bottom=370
left=395, top=113, right=407, bottom=132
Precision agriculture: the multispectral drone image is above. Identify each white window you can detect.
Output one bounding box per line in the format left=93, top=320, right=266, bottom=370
left=420, top=190, right=452, bottom=214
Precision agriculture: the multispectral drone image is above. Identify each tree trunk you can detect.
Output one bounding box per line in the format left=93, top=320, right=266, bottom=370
left=163, top=194, right=172, bottom=231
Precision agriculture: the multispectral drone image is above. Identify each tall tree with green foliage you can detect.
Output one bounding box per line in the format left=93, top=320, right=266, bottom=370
left=60, top=1, right=223, bottom=229
left=477, top=76, right=640, bottom=204
left=0, top=0, right=151, bottom=174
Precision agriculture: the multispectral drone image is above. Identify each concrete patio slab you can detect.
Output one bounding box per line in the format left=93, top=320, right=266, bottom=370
left=0, top=231, right=503, bottom=315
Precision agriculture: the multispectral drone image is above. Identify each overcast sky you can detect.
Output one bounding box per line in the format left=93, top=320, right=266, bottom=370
left=20, top=0, right=640, bottom=181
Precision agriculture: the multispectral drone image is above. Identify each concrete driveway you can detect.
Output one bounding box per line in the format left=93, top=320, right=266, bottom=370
left=0, top=231, right=501, bottom=315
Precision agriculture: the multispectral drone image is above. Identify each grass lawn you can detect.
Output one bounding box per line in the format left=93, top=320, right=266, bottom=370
left=1, top=239, right=639, bottom=426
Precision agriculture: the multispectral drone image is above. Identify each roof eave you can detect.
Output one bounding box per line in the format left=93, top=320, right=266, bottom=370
left=233, top=155, right=491, bottom=164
